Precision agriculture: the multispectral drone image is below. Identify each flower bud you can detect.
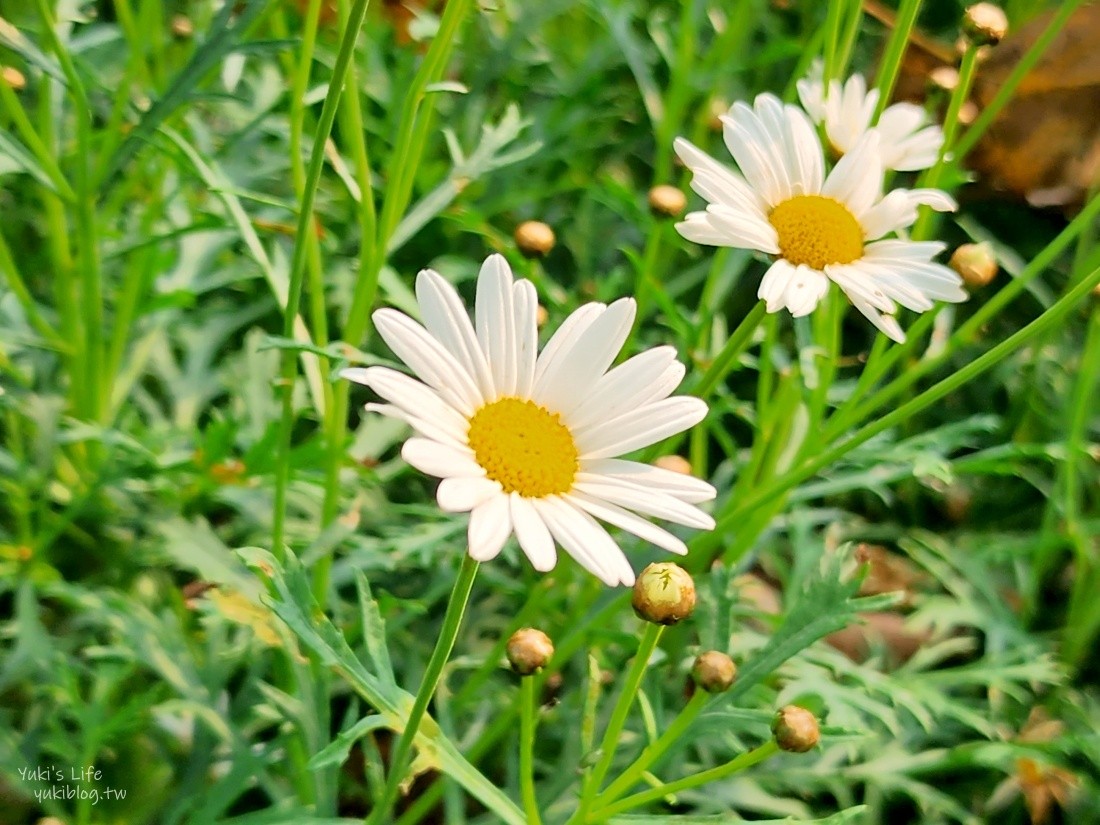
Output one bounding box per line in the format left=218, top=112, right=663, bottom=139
left=962, top=3, right=1008, bottom=47
left=2, top=66, right=26, bottom=91
left=772, top=705, right=820, bottom=752
left=632, top=562, right=696, bottom=625
left=653, top=454, right=692, bottom=475
left=171, top=14, right=195, bottom=38
left=648, top=185, right=687, bottom=218
left=957, top=100, right=979, bottom=126
left=950, top=242, right=998, bottom=289
left=928, top=66, right=960, bottom=94
left=536, top=304, right=549, bottom=327
left=506, top=627, right=554, bottom=675
left=692, top=651, right=736, bottom=692
left=514, top=221, right=555, bottom=258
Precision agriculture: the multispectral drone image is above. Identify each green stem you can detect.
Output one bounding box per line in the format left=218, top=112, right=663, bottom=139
left=591, top=739, right=780, bottom=820
left=693, top=263, right=1100, bottom=557
left=271, top=0, right=374, bottom=561
left=519, top=676, right=543, bottom=825
left=693, top=300, right=767, bottom=399
left=594, top=688, right=709, bottom=807
left=34, top=0, right=105, bottom=423
left=653, top=0, right=698, bottom=184
left=871, top=0, right=922, bottom=121
left=573, top=623, right=665, bottom=822
left=952, top=0, right=1085, bottom=160
left=366, top=554, right=480, bottom=824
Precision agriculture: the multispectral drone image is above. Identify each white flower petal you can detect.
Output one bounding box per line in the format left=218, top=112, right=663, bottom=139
left=415, top=269, right=494, bottom=401
left=437, top=477, right=501, bottom=513
left=346, top=366, right=469, bottom=444
left=532, top=496, right=635, bottom=586
left=401, top=438, right=483, bottom=480
left=363, top=403, right=465, bottom=448
left=576, top=397, right=708, bottom=460
left=468, top=494, right=512, bottom=562
left=580, top=458, right=717, bottom=504
left=510, top=493, right=556, bottom=572
left=822, top=131, right=883, bottom=218
left=566, top=491, right=688, bottom=556
left=475, top=254, right=519, bottom=397
left=533, top=298, right=635, bottom=411
left=512, top=278, right=538, bottom=398
left=568, top=347, right=684, bottom=434
left=573, top=475, right=716, bottom=530
left=673, top=137, right=766, bottom=213
left=373, top=308, right=483, bottom=415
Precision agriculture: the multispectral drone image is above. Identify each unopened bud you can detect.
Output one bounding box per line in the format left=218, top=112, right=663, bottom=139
left=928, top=66, right=959, bottom=94
left=536, top=304, right=549, bottom=327
left=772, top=705, right=820, bottom=752
left=957, top=100, right=979, bottom=126
left=950, top=242, right=998, bottom=289
left=2, top=66, right=26, bottom=91
left=514, top=221, right=555, bottom=258
left=171, top=14, right=194, bottom=38
left=506, top=627, right=554, bottom=675
left=692, top=651, right=736, bottom=692
left=632, top=562, right=696, bottom=625
left=962, top=3, right=1008, bottom=47
left=707, top=98, right=729, bottom=132
left=654, top=454, right=692, bottom=475
left=648, top=185, right=687, bottom=218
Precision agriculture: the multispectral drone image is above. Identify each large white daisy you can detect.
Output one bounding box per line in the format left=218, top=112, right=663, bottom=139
left=796, top=63, right=944, bottom=172
left=674, top=93, right=967, bottom=343
left=342, top=255, right=716, bottom=587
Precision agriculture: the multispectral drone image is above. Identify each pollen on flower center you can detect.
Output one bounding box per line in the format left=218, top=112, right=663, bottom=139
left=768, top=195, right=864, bottom=269
left=467, top=397, right=578, bottom=497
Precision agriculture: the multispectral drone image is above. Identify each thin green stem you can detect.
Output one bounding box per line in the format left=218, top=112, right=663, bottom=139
left=34, top=0, right=105, bottom=423
left=694, top=300, right=767, bottom=399
left=573, top=623, right=665, bottom=822
left=871, top=0, right=922, bottom=121
left=693, top=263, right=1100, bottom=557
left=271, top=0, right=374, bottom=561
left=591, top=739, right=780, bottom=820
left=825, top=188, right=1100, bottom=440
left=911, top=44, right=980, bottom=238
left=519, top=676, right=543, bottom=825
left=653, top=0, right=698, bottom=184
left=822, top=0, right=845, bottom=82
left=595, top=688, right=709, bottom=807
left=366, top=555, right=480, bottom=825
left=0, top=79, right=75, bottom=201
left=953, top=0, right=1085, bottom=160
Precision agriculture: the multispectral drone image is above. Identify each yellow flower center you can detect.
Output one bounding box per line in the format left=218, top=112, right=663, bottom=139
left=768, top=195, right=864, bottom=269
left=467, top=397, right=578, bottom=497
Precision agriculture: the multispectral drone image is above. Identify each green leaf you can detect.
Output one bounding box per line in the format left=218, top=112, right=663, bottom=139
left=609, top=806, right=867, bottom=824
left=238, top=548, right=527, bottom=825
left=306, top=715, right=389, bottom=770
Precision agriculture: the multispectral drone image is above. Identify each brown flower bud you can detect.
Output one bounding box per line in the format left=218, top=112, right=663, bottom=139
left=536, top=304, right=549, bottom=327
left=514, top=221, right=555, bottom=258
left=707, top=98, right=730, bottom=132
left=506, top=627, right=554, bottom=675
left=772, top=705, right=820, bottom=752
left=692, top=651, right=736, bottom=693
left=653, top=454, right=692, bottom=475
left=632, top=562, right=696, bottom=625
left=928, top=66, right=960, bottom=94
left=962, top=3, right=1008, bottom=47
left=2, top=66, right=26, bottom=91
left=957, top=100, right=979, bottom=126
left=648, top=185, right=687, bottom=218
left=950, top=242, right=999, bottom=289
left=171, top=14, right=195, bottom=38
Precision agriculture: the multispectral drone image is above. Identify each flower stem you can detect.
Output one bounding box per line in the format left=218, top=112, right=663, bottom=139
left=271, top=0, right=373, bottom=562
left=591, top=739, right=780, bottom=820
left=520, top=676, right=543, bottom=825
left=952, top=0, right=1085, bottom=160
left=366, top=554, right=480, bottom=825
left=694, top=300, right=768, bottom=399
left=573, top=623, right=665, bottom=822
left=594, top=688, right=709, bottom=808
left=871, top=0, right=923, bottom=122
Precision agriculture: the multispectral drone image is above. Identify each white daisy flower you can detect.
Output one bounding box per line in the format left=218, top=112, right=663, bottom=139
left=796, top=62, right=944, bottom=172
left=343, top=254, right=716, bottom=587
left=674, top=93, right=967, bottom=343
